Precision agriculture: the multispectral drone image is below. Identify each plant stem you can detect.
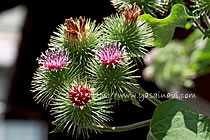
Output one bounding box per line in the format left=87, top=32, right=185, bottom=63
left=203, top=14, right=210, bottom=28
left=125, top=84, right=162, bottom=106
left=96, top=119, right=151, bottom=132
left=193, top=19, right=205, bottom=34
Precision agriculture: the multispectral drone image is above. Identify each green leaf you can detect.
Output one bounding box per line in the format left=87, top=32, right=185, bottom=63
left=140, top=4, right=194, bottom=48
left=185, top=22, right=193, bottom=30
left=148, top=99, right=210, bottom=140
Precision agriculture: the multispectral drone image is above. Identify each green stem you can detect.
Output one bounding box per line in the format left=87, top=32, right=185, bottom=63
left=193, top=19, right=205, bottom=34
left=125, top=84, right=162, bottom=106
left=96, top=119, right=151, bottom=132
left=203, top=14, right=210, bottom=28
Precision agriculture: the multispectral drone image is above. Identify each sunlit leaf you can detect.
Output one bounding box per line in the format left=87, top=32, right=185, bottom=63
left=140, top=4, right=194, bottom=48
left=148, top=99, right=210, bottom=140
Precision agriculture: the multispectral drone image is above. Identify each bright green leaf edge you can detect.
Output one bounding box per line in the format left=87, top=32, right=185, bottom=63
left=139, top=4, right=194, bottom=48
left=147, top=99, right=210, bottom=140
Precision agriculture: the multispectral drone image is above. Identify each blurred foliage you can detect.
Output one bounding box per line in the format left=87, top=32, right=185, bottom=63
left=144, top=29, right=210, bottom=89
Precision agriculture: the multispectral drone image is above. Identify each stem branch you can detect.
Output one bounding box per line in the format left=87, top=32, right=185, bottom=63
left=193, top=19, right=205, bottom=34
left=203, top=14, right=210, bottom=28
left=97, top=119, right=151, bottom=132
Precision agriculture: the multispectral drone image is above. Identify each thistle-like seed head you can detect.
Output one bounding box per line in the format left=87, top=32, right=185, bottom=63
left=124, top=3, right=142, bottom=24
left=97, top=43, right=125, bottom=67
left=67, top=82, right=93, bottom=110
left=64, top=16, right=87, bottom=40
left=37, top=48, right=69, bottom=70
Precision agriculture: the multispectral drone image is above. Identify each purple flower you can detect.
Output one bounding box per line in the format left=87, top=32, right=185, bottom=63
left=67, top=82, right=93, bottom=110
left=97, top=43, right=125, bottom=67
left=37, top=48, right=69, bottom=70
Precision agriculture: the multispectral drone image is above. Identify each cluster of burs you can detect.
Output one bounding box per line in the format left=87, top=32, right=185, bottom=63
left=31, top=0, right=209, bottom=138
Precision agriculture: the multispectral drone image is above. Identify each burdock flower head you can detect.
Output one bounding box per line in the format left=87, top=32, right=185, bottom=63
left=124, top=3, right=142, bottom=24
left=50, top=80, right=112, bottom=138
left=97, top=43, right=125, bottom=67
left=67, top=82, right=93, bottom=110
left=37, top=48, right=69, bottom=70
left=64, top=16, right=87, bottom=40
